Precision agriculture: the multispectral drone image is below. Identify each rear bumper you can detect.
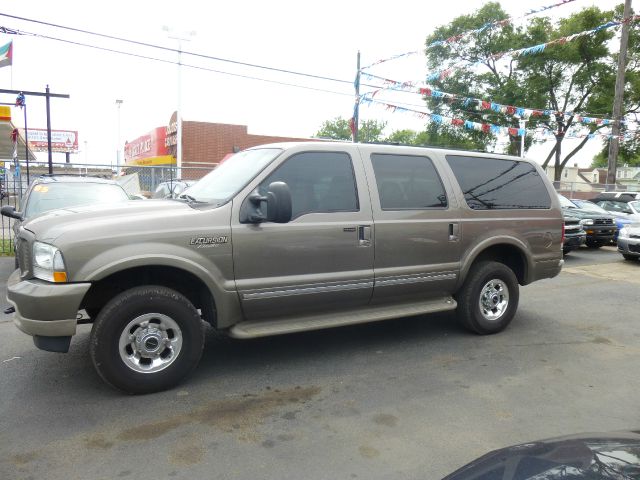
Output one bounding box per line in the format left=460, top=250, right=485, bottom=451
left=6, top=269, right=90, bottom=338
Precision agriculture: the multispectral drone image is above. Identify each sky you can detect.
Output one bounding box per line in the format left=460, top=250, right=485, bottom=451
left=0, top=0, right=625, bottom=168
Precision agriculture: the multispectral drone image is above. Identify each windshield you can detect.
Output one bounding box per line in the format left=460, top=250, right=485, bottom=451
left=182, top=148, right=282, bottom=203
left=557, top=194, right=576, bottom=209
left=572, top=199, right=609, bottom=214
left=630, top=201, right=640, bottom=213
left=24, top=182, right=129, bottom=218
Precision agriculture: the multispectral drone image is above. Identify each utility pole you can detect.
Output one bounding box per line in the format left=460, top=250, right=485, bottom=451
left=163, top=26, right=195, bottom=176
left=116, top=99, right=123, bottom=174
left=606, top=0, right=632, bottom=189
left=353, top=51, right=360, bottom=143
left=519, top=119, right=526, bottom=158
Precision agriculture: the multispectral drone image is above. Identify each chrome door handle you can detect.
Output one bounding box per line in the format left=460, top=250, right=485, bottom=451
left=358, top=225, right=371, bottom=246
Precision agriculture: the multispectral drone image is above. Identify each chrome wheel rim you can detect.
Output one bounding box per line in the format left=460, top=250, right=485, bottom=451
left=118, top=313, right=183, bottom=374
left=478, top=279, right=509, bottom=321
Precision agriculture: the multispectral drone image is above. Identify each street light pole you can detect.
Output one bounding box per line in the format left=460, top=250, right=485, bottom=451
left=163, top=26, right=195, bottom=177
left=116, top=99, right=123, bottom=174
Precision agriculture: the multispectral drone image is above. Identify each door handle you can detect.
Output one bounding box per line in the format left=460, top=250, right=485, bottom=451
left=358, top=225, right=371, bottom=246
left=449, top=223, right=459, bottom=242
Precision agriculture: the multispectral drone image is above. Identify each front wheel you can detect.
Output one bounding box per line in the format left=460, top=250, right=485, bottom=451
left=90, top=286, right=205, bottom=394
left=622, top=254, right=638, bottom=261
left=455, top=261, right=519, bottom=335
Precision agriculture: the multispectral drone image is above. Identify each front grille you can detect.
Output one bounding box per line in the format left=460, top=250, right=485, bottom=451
left=16, top=236, right=31, bottom=276
left=630, top=234, right=640, bottom=239
left=630, top=244, right=640, bottom=253
left=594, top=218, right=614, bottom=225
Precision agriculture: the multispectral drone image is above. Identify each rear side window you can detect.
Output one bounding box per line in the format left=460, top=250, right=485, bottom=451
left=446, top=155, right=551, bottom=210
left=260, top=151, right=358, bottom=218
left=370, top=154, right=447, bottom=210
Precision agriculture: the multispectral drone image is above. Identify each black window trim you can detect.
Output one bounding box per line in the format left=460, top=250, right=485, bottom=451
left=445, top=154, right=552, bottom=211
left=370, top=152, right=449, bottom=211
left=259, top=149, right=360, bottom=221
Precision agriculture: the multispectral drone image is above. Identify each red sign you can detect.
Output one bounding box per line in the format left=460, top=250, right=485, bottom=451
left=24, top=128, right=79, bottom=152
left=124, top=127, right=173, bottom=165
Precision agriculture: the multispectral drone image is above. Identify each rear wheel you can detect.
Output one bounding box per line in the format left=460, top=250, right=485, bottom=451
left=622, top=254, right=638, bottom=261
left=455, top=261, right=519, bottom=335
left=90, top=286, right=205, bottom=394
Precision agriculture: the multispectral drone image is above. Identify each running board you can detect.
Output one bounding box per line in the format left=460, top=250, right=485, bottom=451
left=229, top=296, right=456, bottom=339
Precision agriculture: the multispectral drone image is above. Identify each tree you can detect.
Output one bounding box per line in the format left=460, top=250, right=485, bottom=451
left=315, top=117, right=387, bottom=143
left=424, top=3, right=620, bottom=180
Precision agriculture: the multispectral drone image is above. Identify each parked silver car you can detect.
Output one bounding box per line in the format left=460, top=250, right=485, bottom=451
left=617, top=223, right=640, bottom=261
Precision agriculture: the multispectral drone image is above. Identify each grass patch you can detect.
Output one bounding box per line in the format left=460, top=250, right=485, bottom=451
left=0, top=238, right=15, bottom=256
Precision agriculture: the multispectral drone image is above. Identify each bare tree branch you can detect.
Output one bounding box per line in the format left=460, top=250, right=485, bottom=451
left=542, top=143, right=558, bottom=169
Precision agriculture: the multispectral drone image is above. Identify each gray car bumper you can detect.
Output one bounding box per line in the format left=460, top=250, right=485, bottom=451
left=6, top=269, right=91, bottom=337
left=617, top=236, right=640, bottom=257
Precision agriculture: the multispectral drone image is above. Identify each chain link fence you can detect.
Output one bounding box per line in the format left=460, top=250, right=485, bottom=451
left=1, top=162, right=216, bottom=256
left=553, top=181, right=639, bottom=200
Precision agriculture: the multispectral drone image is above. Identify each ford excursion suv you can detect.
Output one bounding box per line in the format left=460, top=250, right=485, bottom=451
left=4, top=142, right=563, bottom=393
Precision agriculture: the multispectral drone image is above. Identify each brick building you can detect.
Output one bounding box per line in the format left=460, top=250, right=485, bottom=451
left=123, top=119, right=315, bottom=192
left=181, top=121, right=312, bottom=167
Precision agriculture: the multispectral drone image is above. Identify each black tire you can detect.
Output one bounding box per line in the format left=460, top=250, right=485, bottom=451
left=90, top=286, right=205, bottom=394
left=622, top=254, right=638, bottom=261
left=455, top=261, right=519, bottom=335
left=562, top=248, right=571, bottom=256
left=585, top=241, right=602, bottom=249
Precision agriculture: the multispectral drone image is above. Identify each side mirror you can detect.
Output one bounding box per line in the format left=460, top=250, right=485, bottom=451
left=244, top=181, right=292, bottom=224
left=1, top=205, right=23, bottom=221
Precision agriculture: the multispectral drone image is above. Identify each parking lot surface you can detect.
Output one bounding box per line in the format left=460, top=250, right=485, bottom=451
left=1, top=246, right=639, bottom=479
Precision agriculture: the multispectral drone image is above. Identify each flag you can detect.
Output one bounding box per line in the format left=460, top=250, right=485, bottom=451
left=0, top=41, right=13, bottom=69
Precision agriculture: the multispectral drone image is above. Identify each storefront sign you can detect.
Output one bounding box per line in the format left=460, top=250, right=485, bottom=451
left=124, top=126, right=175, bottom=166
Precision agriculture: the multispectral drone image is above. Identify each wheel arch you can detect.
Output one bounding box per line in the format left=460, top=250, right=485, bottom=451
left=459, top=239, right=531, bottom=288
left=81, top=265, right=219, bottom=327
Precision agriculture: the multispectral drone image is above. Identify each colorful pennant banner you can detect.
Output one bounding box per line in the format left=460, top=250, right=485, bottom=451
left=360, top=97, right=631, bottom=142
left=362, top=0, right=578, bottom=70
left=360, top=71, right=631, bottom=127
left=425, top=14, right=640, bottom=82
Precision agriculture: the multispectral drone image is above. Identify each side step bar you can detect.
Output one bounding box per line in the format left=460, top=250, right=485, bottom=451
left=229, top=296, right=456, bottom=339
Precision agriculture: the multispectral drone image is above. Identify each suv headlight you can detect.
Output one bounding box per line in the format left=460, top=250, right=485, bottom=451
left=579, top=219, right=594, bottom=226
left=618, top=227, right=629, bottom=239
left=33, top=241, right=67, bottom=282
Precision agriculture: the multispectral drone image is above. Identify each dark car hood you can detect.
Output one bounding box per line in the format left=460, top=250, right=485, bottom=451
left=561, top=207, right=615, bottom=220
left=443, top=431, right=640, bottom=480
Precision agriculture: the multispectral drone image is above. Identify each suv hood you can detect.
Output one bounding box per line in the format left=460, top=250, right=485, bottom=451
left=561, top=207, right=614, bottom=220
left=23, top=200, right=205, bottom=243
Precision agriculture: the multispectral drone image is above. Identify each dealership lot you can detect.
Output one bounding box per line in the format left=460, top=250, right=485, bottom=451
left=1, top=247, right=639, bottom=480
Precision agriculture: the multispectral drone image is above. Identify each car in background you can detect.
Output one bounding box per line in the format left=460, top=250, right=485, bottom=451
left=2, top=175, right=130, bottom=235
left=562, top=215, right=586, bottom=255
left=1, top=175, right=131, bottom=268
left=152, top=179, right=195, bottom=199
left=592, top=197, right=640, bottom=220
left=617, top=223, right=640, bottom=262
left=573, top=198, right=635, bottom=243
left=558, top=195, right=616, bottom=248
left=591, top=191, right=640, bottom=201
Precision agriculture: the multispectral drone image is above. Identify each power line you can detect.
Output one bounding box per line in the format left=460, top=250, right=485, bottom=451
left=0, top=12, right=357, bottom=86
left=0, top=25, right=356, bottom=98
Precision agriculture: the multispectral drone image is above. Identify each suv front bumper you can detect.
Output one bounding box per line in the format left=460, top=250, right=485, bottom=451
left=6, top=269, right=91, bottom=338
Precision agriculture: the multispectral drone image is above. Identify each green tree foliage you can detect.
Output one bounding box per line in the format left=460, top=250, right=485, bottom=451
left=315, top=117, right=387, bottom=143
left=424, top=2, right=621, bottom=180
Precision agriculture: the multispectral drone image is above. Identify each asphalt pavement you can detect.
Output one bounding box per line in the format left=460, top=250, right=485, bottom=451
left=1, top=246, right=639, bottom=480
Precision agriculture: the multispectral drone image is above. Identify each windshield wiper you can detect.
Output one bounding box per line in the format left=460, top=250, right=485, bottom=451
left=178, top=194, right=206, bottom=204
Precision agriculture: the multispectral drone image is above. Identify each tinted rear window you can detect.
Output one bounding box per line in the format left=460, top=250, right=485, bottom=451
left=446, top=155, right=551, bottom=210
